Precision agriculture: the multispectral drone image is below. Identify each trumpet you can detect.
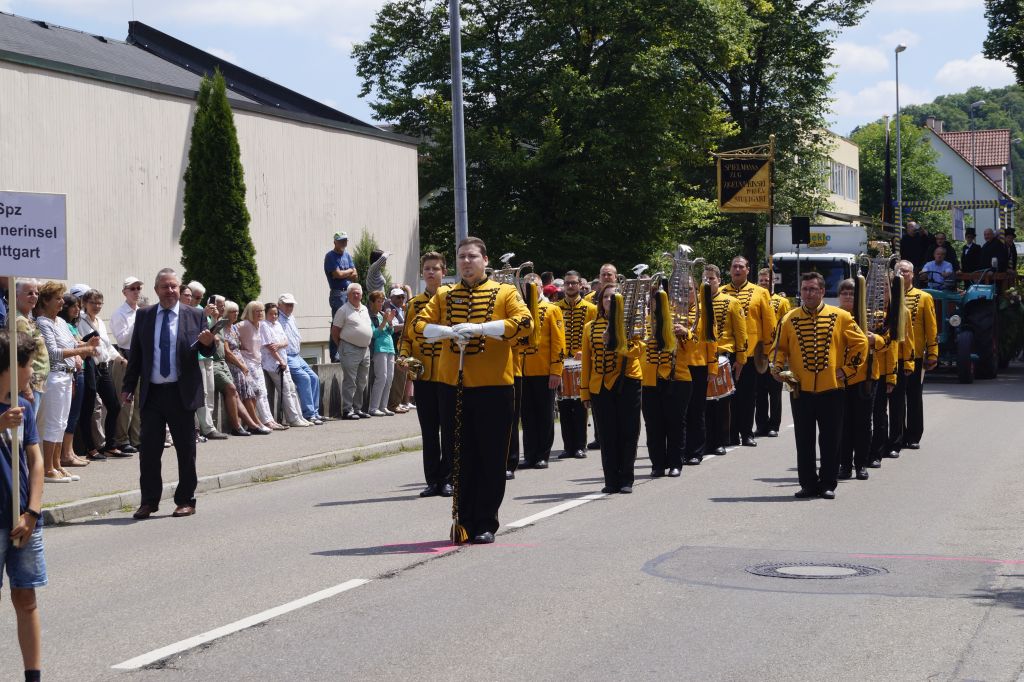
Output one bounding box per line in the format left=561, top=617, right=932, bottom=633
left=487, top=252, right=533, bottom=290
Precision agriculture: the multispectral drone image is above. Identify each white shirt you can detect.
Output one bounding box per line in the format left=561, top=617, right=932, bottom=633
left=259, top=320, right=289, bottom=373
left=78, top=314, right=117, bottom=364
left=111, top=301, right=138, bottom=349
left=151, top=302, right=180, bottom=384
left=332, top=302, right=373, bottom=347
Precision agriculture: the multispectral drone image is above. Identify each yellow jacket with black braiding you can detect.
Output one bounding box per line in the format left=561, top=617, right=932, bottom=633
left=903, top=287, right=939, bottom=361
left=413, top=278, right=532, bottom=388
left=772, top=303, right=868, bottom=393
left=522, top=300, right=566, bottom=377
left=580, top=318, right=642, bottom=400
left=710, top=292, right=748, bottom=363
left=399, top=286, right=450, bottom=382
left=721, top=281, right=777, bottom=355
left=555, top=296, right=597, bottom=358
left=676, top=305, right=719, bottom=374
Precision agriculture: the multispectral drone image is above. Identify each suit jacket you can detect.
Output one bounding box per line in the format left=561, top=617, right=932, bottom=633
left=123, top=303, right=212, bottom=411
left=962, top=242, right=983, bottom=273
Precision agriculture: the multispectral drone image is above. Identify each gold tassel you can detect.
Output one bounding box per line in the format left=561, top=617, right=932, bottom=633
left=854, top=274, right=868, bottom=331
left=450, top=522, right=469, bottom=545
left=700, top=282, right=716, bottom=342
left=653, top=288, right=676, bottom=352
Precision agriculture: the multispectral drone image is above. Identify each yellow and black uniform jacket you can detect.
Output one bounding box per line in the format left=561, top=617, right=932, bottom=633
left=903, top=287, right=939, bottom=361
left=522, top=301, right=566, bottom=378
left=676, top=305, right=719, bottom=375
left=641, top=317, right=692, bottom=386
left=721, top=281, right=777, bottom=359
left=580, top=318, right=643, bottom=400
left=555, top=296, right=597, bottom=358
left=877, top=317, right=916, bottom=384
left=772, top=303, right=868, bottom=393
left=710, top=291, right=748, bottom=363
left=845, top=329, right=888, bottom=385
left=769, top=293, right=792, bottom=327
left=413, top=278, right=532, bottom=388
left=399, top=286, right=450, bottom=382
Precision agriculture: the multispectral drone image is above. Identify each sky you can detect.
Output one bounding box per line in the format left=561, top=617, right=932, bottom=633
left=0, top=0, right=1016, bottom=137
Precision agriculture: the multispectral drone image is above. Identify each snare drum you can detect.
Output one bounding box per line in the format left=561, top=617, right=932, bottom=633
left=559, top=359, right=583, bottom=400
left=706, top=356, right=736, bottom=401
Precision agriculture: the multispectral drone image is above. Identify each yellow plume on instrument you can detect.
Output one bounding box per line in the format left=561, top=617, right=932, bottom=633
left=888, top=275, right=907, bottom=342
left=652, top=287, right=676, bottom=352
left=606, top=292, right=627, bottom=354
left=700, top=282, right=716, bottom=342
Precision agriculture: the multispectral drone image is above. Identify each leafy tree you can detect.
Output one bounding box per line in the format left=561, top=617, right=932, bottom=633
left=180, top=69, right=260, bottom=305
left=984, top=0, right=1024, bottom=86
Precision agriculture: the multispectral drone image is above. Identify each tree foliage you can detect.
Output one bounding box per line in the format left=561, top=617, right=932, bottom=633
left=180, top=69, right=260, bottom=305
left=984, top=0, right=1024, bottom=87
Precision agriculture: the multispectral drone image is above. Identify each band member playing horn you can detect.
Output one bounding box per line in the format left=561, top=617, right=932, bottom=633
left=895, top=260, right=938, bottom=452
left=755, top=267, right=790, bottom=437
left=555, top=271, right=596, bottom=459
left=520, top=273, right=566, bottom=469
left=875, top=310, right=915, bottom=466
left=414, top=237, right=532, bottom=544
left=581, top=282, right=643, bottom=494
left=399, top=251, right=453, bottom=498
left=703, top=265, right=747, bottom=457
left=771, top=272, right=867, bottom=500
left=721, top=256, right=777, bottom=447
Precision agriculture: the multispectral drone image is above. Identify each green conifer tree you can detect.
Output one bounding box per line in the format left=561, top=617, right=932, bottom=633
left=180, top=69, right=260, bottom=305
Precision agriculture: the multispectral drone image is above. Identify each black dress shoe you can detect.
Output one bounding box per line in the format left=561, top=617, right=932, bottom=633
left=419, top=484, right=440, bottom=497
left=439, top=483, right=454, bottom=497
left=650, top=469, right=665, bottom=478
left=714, top=447, right=727, bottom=456
left=767, top=430, right=779, bottom=437
left=856, top=467, right=869, bottom=480
left=668, top=468, right=681, bottom=477
left=601, top=486, right=618, bottom=494
left=231, top=427, right=251, bottom=437
left=684, top=457, right=702, bottom=466
left=820, top=489, right=836, bottom=500
left=574, top=450, right=587, bottom=459
left=587, top=440, right=600, bottom=450
left=357, top=411, right=372, bottom=419
left=868, top=459, right=882, bottom=468
left=619, top=486, right=633, bottom=494
left=741, top=436, right=757, bottom=447
left=534, top=460, right=548, bottom=469
left=886, top=450, right=900, bottom=459
left=838, top=466, right=852, bottom=480
left=557, top=450, right=573, bottom=459
left=118, top=443, right=139, bottom=454
left=794, top=488, right=817, bottom=498
left=903, top=442, right=920, bottom=450
left=343, top=412, right=361, bottom=420
left=472, top=532, right=495, bottom=544
left=505, top=470, right=515, bottom=480
left=132, top=504, right=158, bottom=519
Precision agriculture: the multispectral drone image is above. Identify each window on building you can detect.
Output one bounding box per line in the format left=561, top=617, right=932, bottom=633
left=830, top=160, right=844, bottom=196
left=846, top=167, right=858, bottom=201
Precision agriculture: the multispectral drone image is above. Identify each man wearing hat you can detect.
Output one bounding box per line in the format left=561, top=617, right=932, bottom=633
left=1004, top=228, right=1017, bottom=273
left=278, top=294, right=324, bottom=425
left=325, top=231, right=358, bottom=362
left=961, top=228, right=983, bottom=273
left=110, top=276, right=144, bottom=453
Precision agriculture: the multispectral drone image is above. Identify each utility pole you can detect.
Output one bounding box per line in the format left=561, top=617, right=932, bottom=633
left=448, top=0, right=469, bottom=245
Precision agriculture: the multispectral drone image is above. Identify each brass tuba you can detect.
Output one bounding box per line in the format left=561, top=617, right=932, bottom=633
left=665, top=244, right=716, bottom=343
left=858, top=252, right=904, bottom=340
left=487, top=252, right=541, bottom=346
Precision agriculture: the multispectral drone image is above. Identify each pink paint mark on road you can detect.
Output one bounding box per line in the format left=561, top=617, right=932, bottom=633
left=848, top=553, right=1024, bottom=565
left=377, top=540, right=537, bottom=555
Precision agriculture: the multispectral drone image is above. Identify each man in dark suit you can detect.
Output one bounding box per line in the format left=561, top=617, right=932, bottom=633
left=961, top=228, right=984, bottom=273
left=121, top=268, right=215, bottom=519
left=981, top=228, right=1009, bottom=272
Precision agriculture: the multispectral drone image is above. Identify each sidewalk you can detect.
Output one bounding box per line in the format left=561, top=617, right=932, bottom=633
left=42, top=411, right=424, bottom=524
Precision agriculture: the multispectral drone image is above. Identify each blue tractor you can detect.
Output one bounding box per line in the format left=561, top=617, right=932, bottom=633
left=925, top=274, right=999, bottom=384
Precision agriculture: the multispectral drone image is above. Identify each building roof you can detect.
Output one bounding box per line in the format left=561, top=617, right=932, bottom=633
left=937, top=129, right=1011, bottom=168
left=0, top=12, right=416, bottom=145
left=924, top=128, right=1013, bottom=203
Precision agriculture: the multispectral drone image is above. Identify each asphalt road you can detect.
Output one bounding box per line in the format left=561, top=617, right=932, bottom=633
left=2, top=365, right=1023, bottom=681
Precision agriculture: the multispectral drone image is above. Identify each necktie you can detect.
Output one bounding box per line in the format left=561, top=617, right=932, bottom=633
left=160, top=308, right=171, bottom=378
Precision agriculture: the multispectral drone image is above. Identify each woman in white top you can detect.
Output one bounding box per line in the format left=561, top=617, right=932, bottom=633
left=77, top=289, right=129, bottom=458
left=238, top=301, right=286, bottom=430
left=259, top=302, right=309, bottom=427
left=34, top=281, right=100, bottom=482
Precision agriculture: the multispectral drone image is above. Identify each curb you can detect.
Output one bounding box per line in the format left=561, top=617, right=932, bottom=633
left=42, top=435, right=423, bottom=525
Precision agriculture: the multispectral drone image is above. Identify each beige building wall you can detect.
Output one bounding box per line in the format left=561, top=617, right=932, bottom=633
left=824, top=132, right=860, bottom=221
left=0, top=61, right=419, bottom=356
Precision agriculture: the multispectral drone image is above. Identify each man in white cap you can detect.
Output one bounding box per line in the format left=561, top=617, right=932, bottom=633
left=325, top=231, right=358, bottom=362
left=109, top=276, right=143, bottom=453
left=277, top=293, right=324, bottom=425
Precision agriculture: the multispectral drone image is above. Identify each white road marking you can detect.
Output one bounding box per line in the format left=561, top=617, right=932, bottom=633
left=112, top=578, right=371, bottom=670
left=506, top=492, right=607, bottom=528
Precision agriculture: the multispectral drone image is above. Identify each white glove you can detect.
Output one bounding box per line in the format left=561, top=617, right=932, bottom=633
left=423, top=324, right=460, bottom=340
left=453, top=321, right=506, bottom=339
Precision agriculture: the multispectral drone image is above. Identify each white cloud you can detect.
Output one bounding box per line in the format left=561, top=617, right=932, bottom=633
left=874, top=0, right=981, bottom=12
left=833, top=42, right=888, bottom=74
left=881, top=29, right=921, bottom=49
left=934, top=53, right=1016, bottom=90
left=205, top=47, right=238, bottom=63
left=329, top=34, right=357, bottom=54
left=831, top=80, right=933, bottom=123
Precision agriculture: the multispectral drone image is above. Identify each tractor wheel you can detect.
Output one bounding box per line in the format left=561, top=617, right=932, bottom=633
left=957, top=330, right=974, bottom=384
left=976, top=333, right=998, bottom=380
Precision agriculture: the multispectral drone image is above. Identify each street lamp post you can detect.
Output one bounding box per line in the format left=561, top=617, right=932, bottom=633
left=895, top=44, right=906, bottom=236
left=970, top=99, right=985, bottom=230
left=448, top=0, right=469, bottom=245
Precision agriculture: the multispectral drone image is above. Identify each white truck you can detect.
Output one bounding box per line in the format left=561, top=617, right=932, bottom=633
left=766, top=223, right=867, bottom=304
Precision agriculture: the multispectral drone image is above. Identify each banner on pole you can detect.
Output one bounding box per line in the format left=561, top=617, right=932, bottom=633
left=0, top=191, right=67, bottom=279
left=717, top=158, right=772, bottom=213
left=951, top=206, right=965, bottom=242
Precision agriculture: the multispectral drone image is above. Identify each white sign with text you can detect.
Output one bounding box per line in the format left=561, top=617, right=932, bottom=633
left=0, top=191, right=67, bottom=278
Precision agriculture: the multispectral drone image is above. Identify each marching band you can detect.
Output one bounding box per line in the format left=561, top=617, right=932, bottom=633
left=399, top=236, right=939, bottom=542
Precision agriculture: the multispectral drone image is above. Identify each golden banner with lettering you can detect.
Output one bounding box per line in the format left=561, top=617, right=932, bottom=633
left=717, top=158, right=772, bottom=213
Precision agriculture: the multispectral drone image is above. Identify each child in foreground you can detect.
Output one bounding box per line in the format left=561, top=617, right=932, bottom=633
left=0, top=329, right=47, bottom=682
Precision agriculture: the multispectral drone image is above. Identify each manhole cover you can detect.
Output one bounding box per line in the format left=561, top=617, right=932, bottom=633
left=745, top=562, right=887, bottom=580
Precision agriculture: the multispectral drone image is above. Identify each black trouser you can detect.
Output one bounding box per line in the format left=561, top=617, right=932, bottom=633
left=755, top=369, right=783, bottom=433
left=139, top=383, right=199, bottom=508
left=558, top=398, right=588, bottom=455
left=506, top=377, right=523, bottom=472
left=521, top=375, right=555, bottom=465
left=591, top=378, right=641, bottom=489
left=642, top=379, right=691, bottom=472
left=903, top=359, right=925, bottom=444
left=841, top=381, right=873, bottom=470
left=731, top=363, right=757, bottom=441
left=439, top=383, right=513, bottom=536
left=705, top=395, right=731, bottom=452
left=414, top=380, right=452, bottom=487
left=80, top=362, right=121, bottom=451
left=790, top=389, right=844, bottom=493
left=685, top=365, right=708, bottom=460
left=886, top=370, right=907, bottom=453
left=870, top=378, right=890, bottom=461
